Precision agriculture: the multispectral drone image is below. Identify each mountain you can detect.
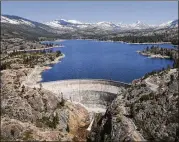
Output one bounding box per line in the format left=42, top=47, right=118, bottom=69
left=95, top=21, right=121, bottom=31
left=1, top=15, right=35, bottom=27
left=1, top=14, right=53, bottom=29
left=44, top=19, right=178, bottom=31
left=1, top=14, right=67, bottom=40
left=44, top=19, right=155, bottom=31
left=128, top=20, right=153, bottom=29
left=1, top=14, right=178, bottom=32
left=1, top=14, right=178, bottom=42
left=45, top=19, right=89, bottom=30
left=158, top=19, right=178, bottom=29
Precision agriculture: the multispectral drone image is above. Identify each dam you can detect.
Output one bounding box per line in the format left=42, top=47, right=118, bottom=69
left=34, top=79, right=131, bottom=112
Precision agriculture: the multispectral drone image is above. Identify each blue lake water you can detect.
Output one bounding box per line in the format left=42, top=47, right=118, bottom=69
left=41, top=40, right=174, bottom=83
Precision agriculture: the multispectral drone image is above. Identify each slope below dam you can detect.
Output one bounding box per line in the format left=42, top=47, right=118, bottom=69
left=36, top=79, right=130, bottom=113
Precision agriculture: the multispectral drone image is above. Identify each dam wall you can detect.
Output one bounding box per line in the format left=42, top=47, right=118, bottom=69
left=34, top=79, right=131, bottom=112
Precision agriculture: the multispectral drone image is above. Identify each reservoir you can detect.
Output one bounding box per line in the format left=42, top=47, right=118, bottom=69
left=41, top=40, right=174, bottom=83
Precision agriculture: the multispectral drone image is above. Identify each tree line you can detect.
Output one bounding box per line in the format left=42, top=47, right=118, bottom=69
left=143, top=46, right=179, bottom=68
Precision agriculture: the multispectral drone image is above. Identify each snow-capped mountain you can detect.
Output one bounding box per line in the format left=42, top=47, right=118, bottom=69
left=115, top=21, right=154, bottom=30
left=45, top=19, right=177, bottom=31
left=66, top=19, right=83, bottom=24
left=1, top=14, right=65, bottom=37
left=1, top=14, right=178, bottom=32
left=95, top=21, right=121, bottom=31
left=1, top=14, right=178, bottom=42
left=128, top=21, right=153, bottom=29
left=45, top=19, right=153, bottom=31
left=46, top=19, right=83, bottom=27
left=158, top=19, right=178, bottom=28
left=45, top=20, right=121, bottom=30
left=1, top=15, right=35, bottom=27
left=45, top=19, right=90, bottom=30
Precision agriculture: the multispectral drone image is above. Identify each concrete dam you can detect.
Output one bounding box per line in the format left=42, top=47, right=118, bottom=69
left=35, top=79, right=130, bottom=112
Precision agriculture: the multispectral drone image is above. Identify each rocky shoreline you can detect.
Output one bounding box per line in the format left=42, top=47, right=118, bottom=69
left=21, top=53, right=65, bottom=87
left=59, top=38, right=172, bottom=45
left=137, top=50, right=170, bottom=59
left=126, top=42, right=171, bottom=45
left=7, top=45, right=64, bottom=54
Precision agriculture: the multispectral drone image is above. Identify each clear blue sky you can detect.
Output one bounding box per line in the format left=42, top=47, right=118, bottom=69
left=1, top=1, right=178, bottom=24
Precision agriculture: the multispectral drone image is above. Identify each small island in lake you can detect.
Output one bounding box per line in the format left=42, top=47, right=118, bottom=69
left=137, top=45, right=179, bottom=68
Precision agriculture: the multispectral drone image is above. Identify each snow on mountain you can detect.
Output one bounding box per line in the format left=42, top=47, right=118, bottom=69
left=1, top=15, right=35, bottom=27
left=129, top=21, right=151, bottom=29
left=45, top=20, right=120, bottom=31
left=159, top=20, right=178, bottom=28
left=45, top=20, right=66, bottom=28
left=46, top=19, right=83, bottom=26
left=67, top=20, right=83, bottom=24
left=45, top=19, right=158, bottom=31
left=95, top=21, right=120, bottom=30
left=1, top=14, right=178, bottom=32
left=45, top=19, right=88, bottom=30
left=170, top=20, right=178, bottom=28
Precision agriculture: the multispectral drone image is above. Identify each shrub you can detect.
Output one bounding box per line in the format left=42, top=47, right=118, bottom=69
left=23, top=130, right=33, bottom=140
left=36, top=115, right=59, bottom=129
left=140, top=94, right=150, bottom=101
left=56, top=51, right=61, bottom=57
left=116, top=114, right=122, bottom=122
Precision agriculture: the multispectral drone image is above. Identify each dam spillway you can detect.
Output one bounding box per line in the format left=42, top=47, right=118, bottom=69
left=35, top=79, right=131, bottom=112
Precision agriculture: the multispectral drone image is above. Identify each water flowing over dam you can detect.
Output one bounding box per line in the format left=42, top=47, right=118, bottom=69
left=35, top=79, right=130, bottom=112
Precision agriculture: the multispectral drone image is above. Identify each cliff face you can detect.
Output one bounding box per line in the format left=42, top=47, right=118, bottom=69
left=1, top=68, right=90, bottom=141
left=88, top=69, right=179, bottom=142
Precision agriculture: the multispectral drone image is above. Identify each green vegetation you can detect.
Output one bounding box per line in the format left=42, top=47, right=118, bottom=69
left=144, top=68, right=165, bottom=79
left=116, top=114, right=122, bottom=122
left=36, top=115, right=59, bottom=129
left=142, top=46, right=179, bottom=68
left=56, top=95, right=65, bottom=109
left=1, top=23, right=62, bottom=41
left=56, top=51, right=62, bottom=57
left=1, top=50, right=62, bottom=70
left=22, top=130, right=33, bottom=141
left=111, top=35, right=168, bottom=43
left=66, top=124, right=70, bottom=132
left=139, top=93, right=155, bottom=101
left=57, top=101, right=65, bottom=109
left=171, top=39, right=179, bottom=45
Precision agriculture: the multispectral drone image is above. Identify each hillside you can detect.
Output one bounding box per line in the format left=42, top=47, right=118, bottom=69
left=88, top=68, right=179, bottom=142
left=1, top=15, right=178, bottom=43
left=0, top=40, right=90, bottom=141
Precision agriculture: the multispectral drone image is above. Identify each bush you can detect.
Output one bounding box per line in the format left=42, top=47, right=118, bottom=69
left=170, top=74, right=174, bottom=82
left=116, top=114, right=122, bottom=122
left=140, top=94, right=150, bottom=101
left=19, top=46, right=24, bottom=50
left=23, top=130, right=33, bottom=140
left=56, top=51, right=61, bottom=57
left=36, top=115, right=59, bottom=129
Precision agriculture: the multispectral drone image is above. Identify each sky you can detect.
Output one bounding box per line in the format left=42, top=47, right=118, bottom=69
left=1, top=1, right=178, bottom=25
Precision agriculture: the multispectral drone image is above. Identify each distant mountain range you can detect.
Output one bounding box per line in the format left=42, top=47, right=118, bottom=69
left=1, top=14, right=178, bottom=42
left=1, top=14, right=178, bottom=31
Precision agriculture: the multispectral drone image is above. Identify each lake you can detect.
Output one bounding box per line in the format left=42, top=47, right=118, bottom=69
left=41, top=40, right=174, bottom=83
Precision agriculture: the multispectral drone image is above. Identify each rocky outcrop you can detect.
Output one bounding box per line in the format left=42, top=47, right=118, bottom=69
left=88, top=69, right=179, bottom=142
left=1, top=68, right=90, bottom=141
